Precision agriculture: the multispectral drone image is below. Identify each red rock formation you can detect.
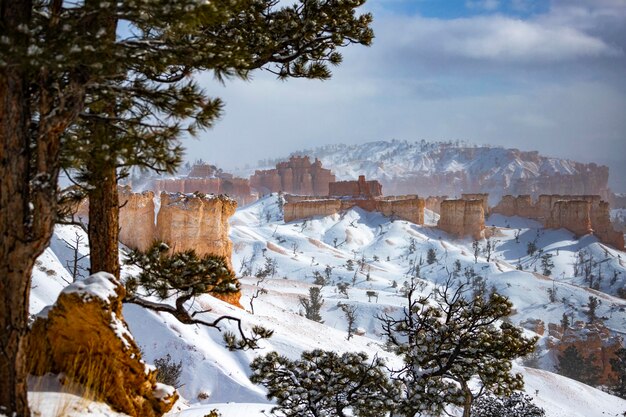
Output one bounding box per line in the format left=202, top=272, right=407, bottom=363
left=545, top=200, right=593, bottom=237
left=156, top=193, right=236, bottom=268
left=437, top=199, right=485, bottom=240
left=119, top=186, right=156, bottom=252
left=492, top=195, right=535, bottom=218
left=462, top=193, right=490, bottom=216
left=250, top=156, right=335, bottom=196
left=424, top=196, right=448, bottom=214
left=29, top=273, right=177, bottom=417
left=493, top=194, right=624, bottom=249
left=593, top=201, right=626, bottom=250
left=284, top=199, right=342, bottom=223
left=548, top=321, right=622, bottom=385
left=329, top=175, right=383, bottom=198
left=152, top=164, right=255, bottom=206
left=283, top=196, right=425, bottom=225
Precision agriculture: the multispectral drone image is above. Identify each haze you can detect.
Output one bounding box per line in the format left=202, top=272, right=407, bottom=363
left=184, top=0, right=626, bottom=191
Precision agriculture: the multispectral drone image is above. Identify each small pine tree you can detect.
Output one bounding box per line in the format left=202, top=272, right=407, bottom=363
left=339, top=303, right=358, bottom=340
left=426, top=248, right=437, bottom=265
left=560, top=313, right=570, bottom=329
left=472, top=240, right=480, bottom=263
left=540, top=253, right=555, bottom=276
left=153, top=354, right=183, bottom=388
left=586, top=296, right=600, bottom=322
left=299, top=287, right=324, bottom=323
left=527, top=241, right=537, bottom=256
left=346, top=259, right=355, bottom=271
left=250, top=350, right=398, bottom=417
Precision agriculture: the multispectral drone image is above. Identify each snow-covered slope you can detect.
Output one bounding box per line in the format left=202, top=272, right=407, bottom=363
left=273, top=140, right=610, bottom=202
left=28, top=196, right=626, bottom=416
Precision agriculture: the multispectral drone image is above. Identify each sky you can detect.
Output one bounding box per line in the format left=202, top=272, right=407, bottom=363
left=185, top=0, right=626, bottom=190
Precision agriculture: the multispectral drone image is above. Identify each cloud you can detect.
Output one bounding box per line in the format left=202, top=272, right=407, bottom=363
left=381, top=15, right=621, bottom=64
left=466, top=0, right=500, bottom=11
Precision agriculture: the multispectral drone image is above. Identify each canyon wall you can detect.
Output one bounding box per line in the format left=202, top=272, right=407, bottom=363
left=547, top=321, right=622, bottom=386
left=437, top=199, right=485, bottom=240
left=284, top=196, right=424, bottom=225
left=493, top=194, right=624, bottom=249
left=424, top=195, right=448, bottom=214
left=153, top=177, right=254, bottom=206
left=329, top=175, right=382, bottom=198
left=251, top=156, right=335, bottom=196
left=119, top=187, right=156, bottom=252
left=544, top=200, right=593, bottom=237
left=461, top=193, right=489, bottom=216
left=156, top=193, right=237, bottom=270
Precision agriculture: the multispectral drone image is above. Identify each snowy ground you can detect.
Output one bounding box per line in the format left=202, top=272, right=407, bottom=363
left=27, top=194, right=626, bottom=417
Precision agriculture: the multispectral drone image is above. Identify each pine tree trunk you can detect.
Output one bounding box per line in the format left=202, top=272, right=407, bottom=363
left=88, top=162, right=120, bottom=279
left=1, top=3, right=32, bottom=414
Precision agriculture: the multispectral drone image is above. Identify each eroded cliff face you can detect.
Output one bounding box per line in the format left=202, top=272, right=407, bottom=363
left=251, top=156, right=335, bottom=196
left=547, top=321, right=622, bottom=386
left=119, top=187, right=156, bottom=252
left=545, top=200, right=593, bottom=237
left=283, top=199, right=342, bottom=223
left=29, top=273, right=177, bottom=417
left=156, top=193, right=237, bottom=270
left=153, top=177, right=254, bottom=206
left=283, top=196, right=425, bottom=225
left=493, top=194, right=624, bottom=249
left=329, top=175, right=382, bottom=198
left=424, top=196, right=448, bottom=214
left=461, top=193, right=489, bottom=216
left=437, top=199, right=485, bottom=240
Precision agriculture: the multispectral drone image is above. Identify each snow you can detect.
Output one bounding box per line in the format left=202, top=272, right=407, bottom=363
left=28, top=198, right=626, bottom=417
left=62, top=272, right=119, bottom=303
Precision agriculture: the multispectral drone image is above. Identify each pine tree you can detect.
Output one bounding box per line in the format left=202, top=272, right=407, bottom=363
left=124, top=242, right=272, bottom=349
left=250, top=350, right=398, bottom=417
left=299, top=287, right=324, bottom=323
left=540, top=253, right=554, bottom=276
left=379, top=276, right=537, bottom=417
left=59, top=0, right=375, bottom=279
left=1, top=2, right=373, bottom=413
left=426, top=248, right=437, bottom=265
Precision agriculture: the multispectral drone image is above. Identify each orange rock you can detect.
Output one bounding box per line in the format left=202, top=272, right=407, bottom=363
left=283, top=196, right=425, bottom=225
left=545, top=200, right=593, bottom=237
left=552, top=321, right=622, bottom=385
left=462, top=193, right=490, bottom=216
left=156, top=193, right=237, bottom=271
left=492, top=194, right=624, bottom=249
left=438, top=199, right=485, bottom=240
left=119, top=186, right=156, bottom=252
left=251, top=156, right=335, bottom=196
left=284, top=199, right=342, bottom=223
left=424, top=195, right=448, bottom=214
left=329, top=175, right=383, bottom=198
left=28, top=273, right=178, bottom=417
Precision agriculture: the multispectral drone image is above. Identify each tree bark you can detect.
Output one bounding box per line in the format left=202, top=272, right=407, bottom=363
left=88, top=162, right=120, bottom=279
left=0, top=1, right=35, bottom=414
